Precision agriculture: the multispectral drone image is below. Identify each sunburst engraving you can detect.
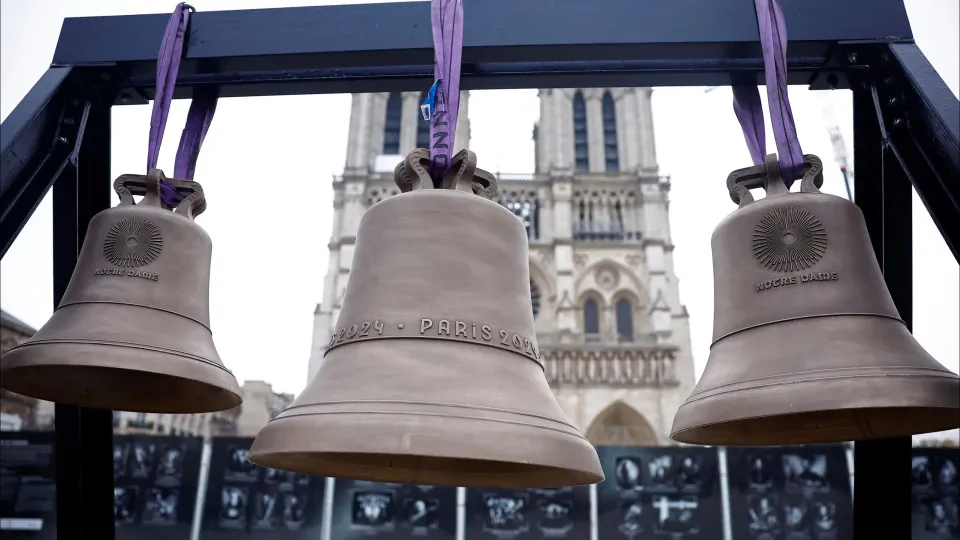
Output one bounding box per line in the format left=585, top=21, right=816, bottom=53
left=752, top=206, right=828, bottom=272
left=103, top=216, right=163, bottom=268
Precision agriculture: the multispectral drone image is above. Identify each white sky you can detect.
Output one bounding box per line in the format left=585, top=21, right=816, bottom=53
left=1, top=0, right=958, bottom=403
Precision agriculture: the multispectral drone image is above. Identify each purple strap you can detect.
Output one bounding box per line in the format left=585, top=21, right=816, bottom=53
left=174, top=85, right=219, bottom=180
left=732, top=0, right=804, bottom=185
left=428, top=0, right=464, bottom=183
left=148, top=3, right=220, bottom=208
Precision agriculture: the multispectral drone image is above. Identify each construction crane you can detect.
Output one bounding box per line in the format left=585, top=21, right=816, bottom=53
left=703, top=86, right=854, bottom=199
left=816, top=93, right=855, bottom=200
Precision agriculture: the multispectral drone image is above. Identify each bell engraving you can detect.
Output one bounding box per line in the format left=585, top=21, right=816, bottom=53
left=326, top=317, right=544, bottom=365
left=249, top=149, right=604, bottom=488
left=751, top=206, right=828, bottom=272
left=103, top=216, right=164, bottom=268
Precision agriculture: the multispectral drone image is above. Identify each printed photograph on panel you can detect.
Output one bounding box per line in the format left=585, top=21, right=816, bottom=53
left=912, top=447, right=960, bottom=539
left=201, top=437, right=327, bottom=538
left=330, top=479, right=456, bottom=539
left=727, top=444, right=853, bottom=540
left=218, top=485, right=249, bottom=530
left=114, top=486, right=139, bottom=525
left=141, top=487, right=180, bottom=526
left=596, top=446, right=723, bottom=539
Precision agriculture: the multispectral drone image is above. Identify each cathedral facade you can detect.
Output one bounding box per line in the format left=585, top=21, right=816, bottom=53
left=309, top=88, right=696, bottom=447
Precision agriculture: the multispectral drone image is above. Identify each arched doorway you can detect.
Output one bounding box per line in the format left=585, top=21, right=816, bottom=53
left=585, top=401, right=659, bottom=446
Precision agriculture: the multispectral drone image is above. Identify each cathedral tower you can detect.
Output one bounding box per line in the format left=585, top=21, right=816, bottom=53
left=310, top=88, right=695, bottom=445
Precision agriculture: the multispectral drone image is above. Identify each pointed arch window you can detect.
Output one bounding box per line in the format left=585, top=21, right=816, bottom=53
left=383, top=92, right=402, bottom=154
left=573, top=91, right=589, bottom=172
left=602, top=91, right=619, bottom=172
left=583, top=297, right=600, bottom=335
left=616, top=297, right=634, bottom=342
left=416, top=91, right=431, bottom=149
left=506, top=199, right=541, bottom=240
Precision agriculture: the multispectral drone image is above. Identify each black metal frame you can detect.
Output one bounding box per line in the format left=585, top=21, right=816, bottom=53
left=0, top=1, right=957, bottom=538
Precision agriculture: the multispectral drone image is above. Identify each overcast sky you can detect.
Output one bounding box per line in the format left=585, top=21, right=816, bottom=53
left=2, top=0, right=957, bottom=413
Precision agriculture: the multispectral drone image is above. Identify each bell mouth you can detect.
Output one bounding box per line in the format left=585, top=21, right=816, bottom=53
left=671, top=405, right=960, bottom=447
left=248, top=451, right=604, bottom=489
left=247, top=407, right=605, bottom=489
left=675, top=313, right=960, bottom=446
left=1, top=346, right=242, bottom=414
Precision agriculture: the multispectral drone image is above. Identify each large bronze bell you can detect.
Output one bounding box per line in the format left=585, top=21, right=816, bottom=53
left=249, top=149, right=604, bottom=488
left=671, top=154, right=960, bottom=446
left=0, top=170, right=242, bottom=413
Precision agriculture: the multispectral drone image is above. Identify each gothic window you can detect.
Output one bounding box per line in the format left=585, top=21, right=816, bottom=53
left=383, top=92, right=402, bottom=154
left=583, top=298, right=600, bottom=335
left=506, top=199, right=540, bottom=240
left=602, top=91, right=619, bottom=172
left=416, top=91, right=431, bottom=149
left=530, top=279, right=541, bottom=318
left=573, top=91, right=589, bottom=172
left=616, top=297, right=634, bottom=342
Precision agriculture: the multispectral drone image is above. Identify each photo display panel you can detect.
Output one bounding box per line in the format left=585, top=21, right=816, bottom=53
left=201, top=436, right=326, bottom=539
left=0, top=431, right=57, bottom=540
left=113, top=435, right=203, bottom=540
left=330, top=479, right=457, bottom=539
left=595, top=445, right=723, bottom=539
left=463, top=485, right=591, bottom=539
left=726, top=444, right=852, bottom=540
left=911, top=447, right=959, bottom=539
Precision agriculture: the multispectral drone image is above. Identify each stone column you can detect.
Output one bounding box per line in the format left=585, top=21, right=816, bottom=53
left=553, top=179, right=577, bottom=336
left=344, top=93, right=372, bottom=174
left=367, top=93, right=388, bottom=163
left=619, top=90, right=640, bottom=172
left=538, top=186, right=554, bottom=242
left=637, top=88, right=657, bottom=170
left=454, top=91, right=471, bottom=152
left=552, top=90, right=574, bottom=174
left=586, top=92, right=605, bottom=172
left=537, top=90, right=554, bottom=173
left=400, top=92, right=421, bottom=153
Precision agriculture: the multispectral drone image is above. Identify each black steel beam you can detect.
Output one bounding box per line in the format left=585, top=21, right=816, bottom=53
left=0, top=67, right=86, bottom=259
left=50, top=0, right=912, bottom=98
left=851, top=85, right=913, bottom=540
left=880, top=43, right=959, bottom=261
left=52, top=99, right=116, bottom=540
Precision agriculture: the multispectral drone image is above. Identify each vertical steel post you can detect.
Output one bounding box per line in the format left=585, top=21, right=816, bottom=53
left=850, top=85, right=914, bottom=540
left=589, top=483, right=598, bottom=540
left=189, top=437, right=214, bottom=540
left=321, top=477, right=335, bottom=540
left=52, top=99, right=116, bottom=540
left=717, top=446, right=734, bottom=540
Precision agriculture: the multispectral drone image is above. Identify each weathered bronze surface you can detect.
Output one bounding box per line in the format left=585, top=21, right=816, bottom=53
left=670, top=154, right=960, bottom=446
left=0, top=170, right=242, bottom=413
left=249, top=149, right=604, bottom=488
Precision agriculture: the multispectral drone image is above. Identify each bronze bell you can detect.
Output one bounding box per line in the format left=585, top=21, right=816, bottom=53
left=0, top=170, right=242, bottom=413
left=249, top=149, right=604, bottom=488
left=671, top=154, right=960, bottom=447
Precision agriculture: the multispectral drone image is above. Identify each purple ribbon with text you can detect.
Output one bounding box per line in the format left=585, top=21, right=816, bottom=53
left=428, top=0, right=464, bottom=184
